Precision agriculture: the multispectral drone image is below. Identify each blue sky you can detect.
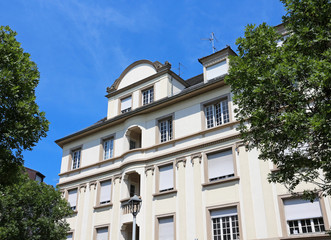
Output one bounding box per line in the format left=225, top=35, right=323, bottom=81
left=1, top=0, right=285, bottom=186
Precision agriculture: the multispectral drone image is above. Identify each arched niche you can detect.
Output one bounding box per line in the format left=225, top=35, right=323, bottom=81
left=125, top=126, right=142, bottom=150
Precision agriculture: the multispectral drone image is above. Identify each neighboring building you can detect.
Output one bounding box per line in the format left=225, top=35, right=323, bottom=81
left=25, top=167, right=45, bottom=182
left=56, top=46, right=331, bottom=240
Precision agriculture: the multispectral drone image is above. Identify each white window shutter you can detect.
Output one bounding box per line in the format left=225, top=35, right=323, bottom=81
left=211, top=207, right=237, bottom=219
left=284, top=198, right=322, bottom=220
left=159, top=165, right=173, bottom=191
left=96, top=227, right=108, bottom=240
left=159, top=217, right=174, bottom=240
left=68, top=189, right=77, bottom=208
left=121, top=96, right=132, bottom=111
left=100, top=180, right=111, bottom=203
left=208, top=149, right=234, bottom=180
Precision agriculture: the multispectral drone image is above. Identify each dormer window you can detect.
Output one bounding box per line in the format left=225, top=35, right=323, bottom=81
left=206, top=59, right=228, bottom=81
left=121, top=96, right=132, bottom=113
left=142, top=87, right=154, bottom=105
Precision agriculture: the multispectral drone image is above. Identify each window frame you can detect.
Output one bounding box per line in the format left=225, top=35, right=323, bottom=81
left=99, top=134, right=115, bottom=161
left=93, top=224, right=110, bottom=240
left=154, top=161, right=176, bottom=195
left=206, top=203, right=242, bottom=240
left=278, top=195, right=329, bottom=237
left=156, top=114, right=174, bottom=144
left=66, top=230, right=74, bottom=240
left=119, top=95, right=133, bottom=114
left=141, top=86, right=154, bottom=106
left=203, top=145, right=238, bottom=186
left=95, top=178, right=113, bottom=208
left=66, top=187, right=79, bottom=212
left=68, top=146, right=83, bottom=171
left=155, top=213, right=176, bottom=240
left=201, top=94, right=232, bottom=130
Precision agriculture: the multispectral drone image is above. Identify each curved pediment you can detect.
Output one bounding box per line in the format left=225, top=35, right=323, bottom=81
left=109, top=60, right=166, bottom=92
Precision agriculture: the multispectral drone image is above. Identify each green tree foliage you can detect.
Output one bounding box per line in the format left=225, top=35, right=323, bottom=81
left=226, top=0, right=331, bottom=200
left=0, top=171, right=72, bottom=240
left=0, top=26, right=49, bottom=186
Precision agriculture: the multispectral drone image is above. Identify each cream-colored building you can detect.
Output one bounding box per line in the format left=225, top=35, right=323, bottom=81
left=56, top=46, right=331, bottom=240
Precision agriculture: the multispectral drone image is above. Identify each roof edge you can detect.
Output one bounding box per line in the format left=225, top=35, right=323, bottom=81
left=198, top=46, right=237, bottom=64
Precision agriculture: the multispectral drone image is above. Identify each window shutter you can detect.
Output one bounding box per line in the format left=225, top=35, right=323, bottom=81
left=208, top=149, right=234, bottom=180
left=121, top=97, right=132, bottom=111
left=284, top=198, right=322, bottom=220
left=159, top=165, right=173, bottom=191
left=96, top=227, right=108, bottom=240
left=68, top=189, right=77, bottom=208
left=159, top=217, right=174, bottom=240
left=100, top=180, right=111, bottom=204
left=211, top=207, right=237, bottom=219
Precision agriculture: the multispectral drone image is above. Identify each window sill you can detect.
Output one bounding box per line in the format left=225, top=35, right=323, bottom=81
left=101, top=157, right=114, bottom=163
left=280, top=233, right=330, bottom=240
left=153, top=189, right=177, bottom=197
left=93, top=203, right=113, bottom=209
left=202, top=176, right=240, bottom=187
left=204, top=120, right=236, bottom=132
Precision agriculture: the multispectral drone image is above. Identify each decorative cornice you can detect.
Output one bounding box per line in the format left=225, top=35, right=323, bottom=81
left=55, top=76, right=226, bottom=148
left=106, top=60, right=173, bottom=95
left=204, top=58, right=227, bottom=68
left=58, top=121, right=239, bottom=177
left=235, top=141, right=245, bottom=154
left=145, top=166, right=155, bottom=176
left=175, top=157, right=187, bottom=169
left=79, top=183, right=87, bottom=192
left=57, top=133, right=241, bottom=187
left=198, top=46, right=236, bottom=64
left=114, top=174, right=122, bottom=183
left=89, top=181, right=97, bottom=190
left=191, top=152, right=202, bottom=165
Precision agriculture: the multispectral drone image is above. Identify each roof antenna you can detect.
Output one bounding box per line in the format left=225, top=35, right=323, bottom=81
left=201, top=32, right=218, bottom=53
left=177, top=62, right=186, bottom=77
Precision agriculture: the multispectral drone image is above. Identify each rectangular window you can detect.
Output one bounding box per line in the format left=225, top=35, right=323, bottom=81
left=159, top=118, right=172, bottom=143
left=158, top=216, right=174, bottom=240
left=96, top=227, right=108, bottom=240
left=99, top=180, right=111, bottom=205
left=211, top=208, right=240, bottom=240
left=284, top=198, right=325, bottom=235
left=35, top=174, right=43, bottom=183
left=68, top=189, right=77, bottom=211
left=66, top=233, right=73, bottom=240
left=103, top=139, right=113, bottom=160
left=72, top=149, right=81, bottom=170
left=142, top=87, right=154, bottom=105
left=205, top=99, right=229, bottom=128
left=207, top=149, right=234, bottom=182
left=159, top=164, right=174, bottom=192
left=121, top=96, right=132, bottom=113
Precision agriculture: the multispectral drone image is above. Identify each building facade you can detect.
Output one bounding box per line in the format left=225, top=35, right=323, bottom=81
left=56, top=46, right=331, bottom=240
left=25, top=167, right=45, bottom=182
